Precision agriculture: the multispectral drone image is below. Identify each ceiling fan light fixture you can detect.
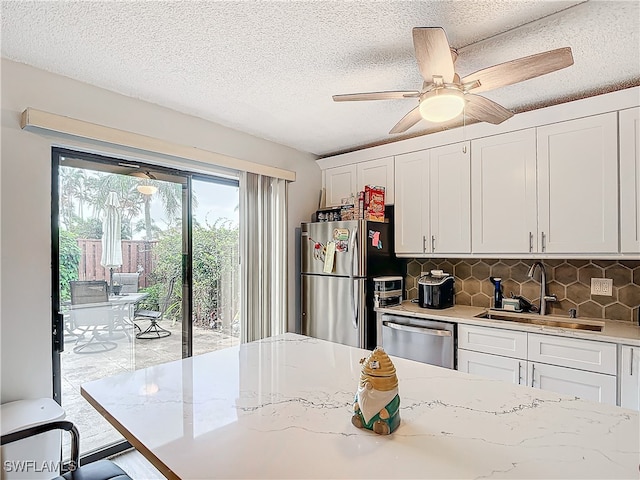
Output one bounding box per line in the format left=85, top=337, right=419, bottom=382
left=137, top=184, right=158, bottom=195
left=419, top=88, right=465, bottom=123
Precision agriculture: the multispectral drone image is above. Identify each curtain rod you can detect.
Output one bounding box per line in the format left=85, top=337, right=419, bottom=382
left=20, top=108, right=296, bottom=182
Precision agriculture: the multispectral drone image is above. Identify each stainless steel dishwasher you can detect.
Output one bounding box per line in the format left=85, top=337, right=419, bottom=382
left=380, top=314, right=455, bottom=368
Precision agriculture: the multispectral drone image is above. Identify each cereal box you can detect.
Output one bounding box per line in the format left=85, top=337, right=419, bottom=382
left=364, top=185, right=385, bottom=222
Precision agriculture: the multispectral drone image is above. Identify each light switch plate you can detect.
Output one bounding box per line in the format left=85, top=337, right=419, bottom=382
left=591, top=278, right=613, bottom=296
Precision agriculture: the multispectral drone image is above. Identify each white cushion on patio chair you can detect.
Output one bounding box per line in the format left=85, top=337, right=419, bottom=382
left=112, top=273, right=139, bottom=294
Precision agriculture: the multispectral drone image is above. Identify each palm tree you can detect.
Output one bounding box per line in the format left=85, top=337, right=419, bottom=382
left=61, top=168, right=197, bottom=242
left=59, top=167, right=87, bottom=230
left=90, top=173, right=144, bottom=239
left=138, top=180, right=183, bottom=241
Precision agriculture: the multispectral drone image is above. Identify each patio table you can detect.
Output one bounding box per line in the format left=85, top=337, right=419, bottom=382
left=108, top=292, right=149, bottom=336
left=62, top=292, right=149, bottom=343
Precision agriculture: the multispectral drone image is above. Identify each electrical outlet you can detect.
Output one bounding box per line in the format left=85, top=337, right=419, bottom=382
left=591, top=278, right=613, bottom=296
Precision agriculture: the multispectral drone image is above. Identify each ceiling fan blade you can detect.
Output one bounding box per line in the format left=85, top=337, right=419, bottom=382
left=389, top=105, right=423, bottom=134
left=464, top=94, right=514, bottom=124
left=461, top=47, right=574, bottom=94
left=413, top=27, right=455, bottom=83
left=332, top=91, right=420, bottom=102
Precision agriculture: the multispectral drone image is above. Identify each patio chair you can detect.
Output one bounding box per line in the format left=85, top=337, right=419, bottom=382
left=69, top=281, right=117, bottom=354
left=111, top=272, right=141, bottom=333
left=1, top=419, right=132, bottom=480
left=134, top=275, right=178, bottom=339
left=112, top=273, right=139, bottom=294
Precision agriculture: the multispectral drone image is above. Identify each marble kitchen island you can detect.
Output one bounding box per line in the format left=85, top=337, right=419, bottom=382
left=82, top=333, right=639, bottom=479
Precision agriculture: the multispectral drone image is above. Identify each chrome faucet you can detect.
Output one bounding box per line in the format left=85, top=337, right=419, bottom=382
left=527, top=262, right=557, bottom=315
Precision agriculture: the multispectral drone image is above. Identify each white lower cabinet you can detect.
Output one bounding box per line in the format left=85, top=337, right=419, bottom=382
left=457, top=325, right=617, bottom=405
left=619, top=345, right=640, bottom=411
left=529, top=362, right=616, bottom=405
left=458, top=349, right=527, bottom=386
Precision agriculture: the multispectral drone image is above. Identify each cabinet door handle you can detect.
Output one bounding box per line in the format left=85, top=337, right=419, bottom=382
left=631, top=348, right=634, bottom=376
left=541, top=232, right=546, bottom=252
left=422, top=235, right=426, bottom=253
left=529, top=232, right=533, bottom=253
left=431, top=235, right=436, bottom=252
left=518, top=361, right=522, bottom=385
left=531, top=364, right=535, bottom=387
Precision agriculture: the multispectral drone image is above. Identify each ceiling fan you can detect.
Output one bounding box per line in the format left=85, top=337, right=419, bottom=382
left=332, top=27, right=574, bottom=134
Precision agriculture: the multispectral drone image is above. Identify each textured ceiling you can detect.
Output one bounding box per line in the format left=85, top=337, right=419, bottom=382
left=2, top=1, right=639, bottom=157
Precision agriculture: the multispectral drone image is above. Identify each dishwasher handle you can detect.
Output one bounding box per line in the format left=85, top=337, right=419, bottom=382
left=383, top=321, right=452, bottom=337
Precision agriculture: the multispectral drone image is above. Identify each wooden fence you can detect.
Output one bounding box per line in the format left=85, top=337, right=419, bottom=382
left=77, top=239, right=157, bottom=288
left=77, top=238, right=240, bottom=331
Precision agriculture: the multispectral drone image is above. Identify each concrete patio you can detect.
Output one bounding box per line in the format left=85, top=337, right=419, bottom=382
left=61, top=317, right=239, bottom=457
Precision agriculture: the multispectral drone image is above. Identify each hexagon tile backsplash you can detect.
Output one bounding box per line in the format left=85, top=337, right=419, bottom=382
left=405, top=259, right=640, bottom=322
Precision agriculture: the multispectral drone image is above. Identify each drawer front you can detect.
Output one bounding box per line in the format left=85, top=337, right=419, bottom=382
left=458, top=349, right=526, bottom=386
left=528, top=334, right=616, bottom=375
left=458, top=325, right=527, bottom=359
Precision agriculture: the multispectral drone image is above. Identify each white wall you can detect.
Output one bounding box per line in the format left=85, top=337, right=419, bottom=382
left=0, top=58, right=321, bottom=403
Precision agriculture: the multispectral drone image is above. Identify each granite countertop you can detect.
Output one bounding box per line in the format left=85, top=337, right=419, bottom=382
left=377, top=302, right=640, bottom=346
left=82, top=333, right=638, bottom=479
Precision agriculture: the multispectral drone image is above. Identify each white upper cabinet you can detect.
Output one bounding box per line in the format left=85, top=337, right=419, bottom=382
left=324, top=158, right=395, bottom=207
left=619, top=107, right=640, bottom=254
left=394, top=142, right=470, bottom=255
left=537, top=113, right=618, bottom=253
left=471, top=129, right=538, bottom=254
left=356, top=157, right=394, bottom=205
left=394, top=150, right=429, bottom=254
left=324, top=164, right=356, bottom=207
left=429, top=142, right=471, bottom=254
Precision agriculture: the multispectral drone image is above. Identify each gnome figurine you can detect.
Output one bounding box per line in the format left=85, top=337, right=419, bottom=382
left=352, top=347, right=400, bottom=435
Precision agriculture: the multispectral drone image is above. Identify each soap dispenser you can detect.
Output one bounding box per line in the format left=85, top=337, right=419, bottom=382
left=489, top=277, right=503, bottom=309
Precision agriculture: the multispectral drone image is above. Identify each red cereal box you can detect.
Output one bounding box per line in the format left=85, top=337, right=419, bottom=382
left=364, top=185, right=385, bottom=222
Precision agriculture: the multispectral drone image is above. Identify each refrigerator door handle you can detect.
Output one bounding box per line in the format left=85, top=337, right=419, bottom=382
left=349, top=227, right=358, bottom=330
left=349, top=227, right=358, bottom=278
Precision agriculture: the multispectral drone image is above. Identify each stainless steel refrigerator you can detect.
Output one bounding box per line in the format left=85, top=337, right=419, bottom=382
left=300, top=215, right=403, bottom=349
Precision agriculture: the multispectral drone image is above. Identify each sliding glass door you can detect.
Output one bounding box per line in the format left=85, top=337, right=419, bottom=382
left=51, top=148, right=240, bottom=459
left=190, top=177, right=240, bottom=355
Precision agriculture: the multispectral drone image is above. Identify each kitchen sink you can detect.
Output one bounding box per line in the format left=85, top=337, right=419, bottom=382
left=474, top=311, right=604, bottom=332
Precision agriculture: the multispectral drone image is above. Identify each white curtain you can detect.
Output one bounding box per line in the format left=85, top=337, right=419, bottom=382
left=240, top=172, right=287, bottom=343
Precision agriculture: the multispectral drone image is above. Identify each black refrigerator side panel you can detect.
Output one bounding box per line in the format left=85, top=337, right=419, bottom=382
left=365, top=207, right=403, bottom=277
left=363, top=208, right=406, bottom=349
